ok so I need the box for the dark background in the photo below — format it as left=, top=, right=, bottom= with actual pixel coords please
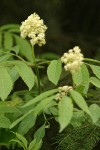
left=0, top=0, right=100, bottom=59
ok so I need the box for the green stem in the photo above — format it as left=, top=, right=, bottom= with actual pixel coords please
left=31, top=46, right=41, bottom=94
left=84, top=58, right=100, bottom=64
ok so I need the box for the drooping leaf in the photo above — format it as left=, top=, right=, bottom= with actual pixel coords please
left=4, top=32, right=13, bottom=49
left=47, top=59, right=62, bottom=85
left=14, top=35, right=33, bottom=61
left=90, top=77, right=100, bottom=88
left=0, top=114, right=11, bottom=128
left=15, top=61, right=34, bottom=90
left=89, top=104, right=100, bottom=123
left=90, top=65, right=100, bottom=79
left=58, top=96, right=73, bottom=132
left=70, top=90, right=90, bottom=115
left=0, top=68, right=13, bottom=100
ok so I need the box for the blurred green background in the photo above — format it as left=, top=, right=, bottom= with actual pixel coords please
left=0, top=0, right=100, bottom=59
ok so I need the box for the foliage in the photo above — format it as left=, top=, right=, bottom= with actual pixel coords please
left=0, top=23, right=100, bottom=150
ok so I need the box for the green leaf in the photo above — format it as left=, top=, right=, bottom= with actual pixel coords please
left=0, top=115, right=11, bottom=128
left=90, top=65, right=100, bottom=79
left=23, top=88, right=58, bottom=108
left=9, top=67, right=19, bottom=82
left=70, top=90, right=90, bottom=115
left=0, top=68, right=13, bottom=100
left=15, top=133, right=27, bottom=149
left=89, top=104, right=100, bottom=123
left=28, top=125, right=45, bottom=150
left=0, top=54, right=11, bottom=62
left=47, top=59, right=62, bottom=85
left=72, top=64, right=90, bottom=95
left=90, top=77, right=100, bottom=88
left=72, top=64, right=89, bottom=85
left=0, top=105, right=21, bottom=114
left=15, top=61, right=34, bottom=90
left=17, top=114, right=37, bottom=135
left=0, top=24, right=20, bottom=31
left=4, top=32, right=13, bottom=49
left=14, top=35, right=33, bottom=61
left=28, top=139, right=42, bottom=150
left=34, top=125, right=45, bottom=142
left=58, top=96, right=73, bottom=132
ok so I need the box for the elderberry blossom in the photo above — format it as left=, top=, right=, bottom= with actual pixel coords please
left=61, top=46, right=84, bottom=73
left=55, top=86, right=73, bottom=101
left=20, top=13, right=47, bottom=46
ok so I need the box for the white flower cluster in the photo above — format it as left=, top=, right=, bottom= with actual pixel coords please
left=20, top=13, right=47, bottom=46
left=61, top=46, right=84, bottom=73
left=55, top=86, right=73, bottom=101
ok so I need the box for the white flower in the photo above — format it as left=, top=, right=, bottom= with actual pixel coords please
left=61, top=46, right=84, bottom=73
left=20, top=13, right=47, bottom=46
left=55, top=86, right=73, bottom=101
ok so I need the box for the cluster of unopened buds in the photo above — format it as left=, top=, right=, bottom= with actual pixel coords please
left=55, top=86, right=73, bottom=101
left=61, top=46, right=84, bottom=73
left=20, top=13, right=47, bottom=46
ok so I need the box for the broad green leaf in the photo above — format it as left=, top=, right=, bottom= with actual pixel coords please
left=23, top=88, right=58, bottom=108
left=0, top=32, right=2, bottom=48
left=17, top=114, right=37, bottom=135
left=0, top=68, right=13, bottom=100
left=15, top=61, right=34, bottom=90
left=70, top=90, right=90, bottom=115
left=9, top=67, right=19, bottom=82
left=90, top=77, right=100, bottom=88
left=47, top=59, right=62, bottom=85
left=0, top=24, right=20, bottom=31
left=81, top=64, right=89, bottom=82
left=58, top=96, right=73, bottom=132
left=90, top=65, right=100, bottom=79
left=14, top=35, right=33, bottom=61
left=89, top=104, right=100, bottom=123
left=4, top=32, right=13, bottom=49
left=0, top=115, right=11, bottom=128
left=15, top=133, right=27, bottom=149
